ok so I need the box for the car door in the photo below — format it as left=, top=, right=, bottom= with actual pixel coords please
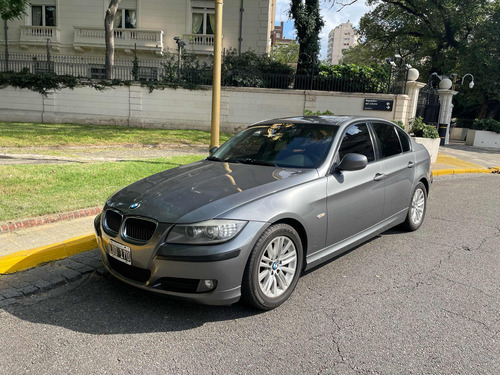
left=326, top=122, right=385, bottom=247
left=370, top=122, right=415, bottom=219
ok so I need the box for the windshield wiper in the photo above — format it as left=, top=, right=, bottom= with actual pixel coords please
left=206, top=155, right=223, bottom=162
left=238, top=158, right=276, bottom=166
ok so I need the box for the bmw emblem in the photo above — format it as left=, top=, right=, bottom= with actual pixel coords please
left=129, top=202, right=141, bottom=209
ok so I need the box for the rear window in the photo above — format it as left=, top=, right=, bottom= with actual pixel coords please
left=372, top=123, right=402, bottom=158
left=396, top=127, right=412, bottom=152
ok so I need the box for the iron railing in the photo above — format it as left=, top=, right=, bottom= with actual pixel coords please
left=0, top=52, right=397, bottom=94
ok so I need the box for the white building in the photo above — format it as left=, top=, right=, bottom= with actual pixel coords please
left=0, top=0, right=276, bottom=58
left=326, top=21, right=357, bottom=65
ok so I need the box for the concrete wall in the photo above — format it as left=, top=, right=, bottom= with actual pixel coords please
left=0, top=85, right=410, bottom=132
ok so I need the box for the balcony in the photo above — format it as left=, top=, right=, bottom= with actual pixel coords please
left=184, top=34, right=216, bottom=53
left=19, top=26, right=61, bottom=50
left=73, top=27, right=164, bottom=54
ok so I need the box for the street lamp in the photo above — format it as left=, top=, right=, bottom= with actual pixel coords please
left=173, top=36, right=186, bottom=82
left=461, top=73, right=475, bottom=89
left=385, top=57, right=397, bottom=93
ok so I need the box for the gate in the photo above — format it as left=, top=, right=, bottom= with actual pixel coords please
left=415, top=85, right=440, bottom=125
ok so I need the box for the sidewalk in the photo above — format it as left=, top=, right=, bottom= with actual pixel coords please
left=1, top=141, right=499, bottom=275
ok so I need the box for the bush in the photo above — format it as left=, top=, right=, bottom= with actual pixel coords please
left=472, top=118, right=500, bottom=134
left=409, top=117, right=439, bottom=139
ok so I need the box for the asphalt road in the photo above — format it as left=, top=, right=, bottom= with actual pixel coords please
left=1, top=174, right=499, bottom=375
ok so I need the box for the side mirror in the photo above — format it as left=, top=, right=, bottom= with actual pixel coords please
left=336, top=153, right=368, bottom=172
left=208, top=146, right=218, bottom=155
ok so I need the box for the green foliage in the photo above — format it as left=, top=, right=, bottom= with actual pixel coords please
left=473, top=118, right=500, bottom=134
left=289, top=0, right=324, bottom=77
left=355, top=0, right=499, bottom=120
left=222, top=50, right=294, bottom=89
left=131, top=53, right=139, bottom=81
left=270, top=42, right=300, bottom=65
left=0, top=0, right=30, bottom=20
left=409, top=117, right=439, bottom=139
left=393, top=121, right=405, bottom=129
left=0, top=70, right=79, bottom=95
left=303, top=109, right=334, bottom=116
left=318, top=63, right=389, bottom=91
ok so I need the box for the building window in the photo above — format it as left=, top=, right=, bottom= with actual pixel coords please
left=192, top=7, right=215, bottom=34
left=32, top=5, right=56, bottom=26
left=114, top=9, right=137, bottom=29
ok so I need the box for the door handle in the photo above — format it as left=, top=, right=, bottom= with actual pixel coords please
left=407, top=161, right=415, bottom=168
left=373, top=173, right=386, bottom=181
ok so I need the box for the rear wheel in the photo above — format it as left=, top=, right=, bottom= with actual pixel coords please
left=402, top=182, right=427, bottom=231
left=242, top=224, right=303, bottom=310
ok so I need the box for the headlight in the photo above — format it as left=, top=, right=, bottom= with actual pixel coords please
left=166, top=220, right=247, bottom=244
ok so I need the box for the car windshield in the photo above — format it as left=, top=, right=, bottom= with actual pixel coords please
left=209, top=122, right=339, bottom=168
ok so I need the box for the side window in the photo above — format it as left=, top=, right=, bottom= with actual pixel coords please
left=372, top=123, right=402, bottom=158
left=338, top=123, right=375, bottom=162
left=396, top=127, right=411, bottom=152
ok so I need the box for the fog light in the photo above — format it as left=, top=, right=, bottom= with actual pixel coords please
left=197, top=279, right=217, bottom=293
left=204, top=280, right=215, bottom=290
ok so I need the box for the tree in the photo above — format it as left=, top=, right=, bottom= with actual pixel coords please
left=343, top=0, right=497, bottom=119
left=270, top=42, right=300, bottom=65
left=1, top=0, right=30, bottom=70
left=289, top=0, right=324, bottom=77
left=104, top=0, right=121, bottom=79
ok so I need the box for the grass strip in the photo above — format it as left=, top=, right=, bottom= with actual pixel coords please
left=0, top=122, right=232, bottom=148
left=0, top=155, right=203, bottom=222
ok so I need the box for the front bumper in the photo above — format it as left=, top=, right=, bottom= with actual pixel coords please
left=94, top=213, right=266, bottom=305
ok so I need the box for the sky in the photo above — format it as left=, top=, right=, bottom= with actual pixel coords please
left=274, top=0, right=373, bottom=59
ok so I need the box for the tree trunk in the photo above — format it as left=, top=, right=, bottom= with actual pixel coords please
left=4, top=19, right=9, bottom=71
left=105, top=0, right=121, bottom=80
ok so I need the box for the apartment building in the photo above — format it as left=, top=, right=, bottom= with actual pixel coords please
left=326, top=21, right=357, bottom=65
left=0, top=0, right=276, bottom=59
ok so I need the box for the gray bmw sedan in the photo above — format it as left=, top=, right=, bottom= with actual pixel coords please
left=94, top=116, right=432, bottom=310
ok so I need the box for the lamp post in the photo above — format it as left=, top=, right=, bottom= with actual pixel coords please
left=385, top=58, right=396, bottom=94
left=461, top=73, right=475, bottom=89
left=173, top=36, right=185, bottom=83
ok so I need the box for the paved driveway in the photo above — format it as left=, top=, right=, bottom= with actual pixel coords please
left=0, top=174, right=499, bottom=374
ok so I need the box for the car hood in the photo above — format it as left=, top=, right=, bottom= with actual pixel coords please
left=106, top=160, right=318, bottom=223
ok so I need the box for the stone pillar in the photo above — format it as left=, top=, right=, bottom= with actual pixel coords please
left=405, top=80, right=426, bottom=128
left=437, top=89, right=458, bottom=145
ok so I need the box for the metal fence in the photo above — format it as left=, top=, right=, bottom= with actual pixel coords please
left=0, top=52, right=396, bottom=94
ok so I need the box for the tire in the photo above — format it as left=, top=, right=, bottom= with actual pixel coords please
left=401, top=182, right=427, bottom=231
left=241, top=224, right=303, bottom=310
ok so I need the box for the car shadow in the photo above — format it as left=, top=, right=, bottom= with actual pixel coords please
left=2, top=272, right=259, bottom=335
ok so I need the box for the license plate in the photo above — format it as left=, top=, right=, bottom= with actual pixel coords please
left=108, top=240, right=132, bottom=265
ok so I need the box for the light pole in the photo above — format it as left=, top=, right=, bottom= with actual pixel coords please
left=461, top=73, right=475, bottom=89
left=173, top=36, right=185, bottom=83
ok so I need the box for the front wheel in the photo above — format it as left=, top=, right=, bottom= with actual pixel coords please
left=242, top=224, right=303, bottom=310
left=402, top=182, right=427, bottom=231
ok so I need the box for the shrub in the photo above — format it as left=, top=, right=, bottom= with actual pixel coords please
left=472, top=118, right=500, bottom=134
left=409, top=117, right=439, bottom=139
left=304, top=109, right=334, bottom=116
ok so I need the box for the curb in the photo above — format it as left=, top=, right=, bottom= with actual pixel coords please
left=432, top=167, right=500, bottom=176
left=0, top=207, right=102, bottom=234
left=0, top=234, right=96, bottom=275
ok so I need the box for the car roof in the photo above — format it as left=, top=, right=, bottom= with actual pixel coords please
left=252, top=115, right=394, bottom=127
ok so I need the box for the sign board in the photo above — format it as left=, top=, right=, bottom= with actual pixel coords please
left=363, top=99, right=394, bottom=111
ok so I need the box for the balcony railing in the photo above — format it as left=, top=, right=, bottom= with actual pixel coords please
left=184, top=34, right=217, bottom=53
left=73, top=27, right=164, bottom=54
left=19, top=26, right=61, bottom=48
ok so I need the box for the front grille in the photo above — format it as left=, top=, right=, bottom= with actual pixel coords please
left=107, top=254, right=151, bottom=283
left=123, top=217, right=157, bottom=243
left=154, top=277, right=201, bottom=293
left=103, top=209, right=122, bottom=236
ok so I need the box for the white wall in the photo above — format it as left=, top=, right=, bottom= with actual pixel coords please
left=0, top=85, right=410, bottom=132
